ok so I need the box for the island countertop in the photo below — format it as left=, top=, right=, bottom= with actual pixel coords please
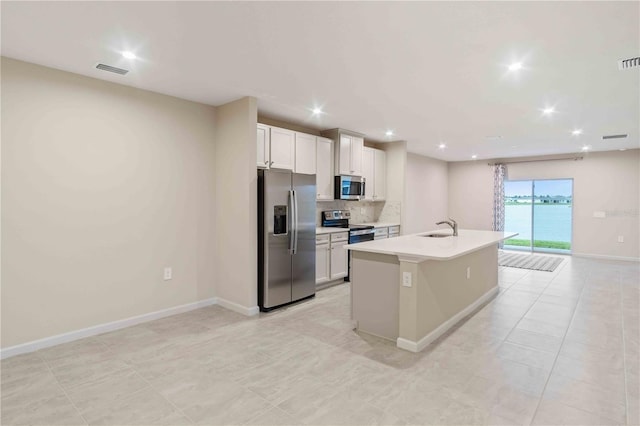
left=346, top=229, right=517, bottom=261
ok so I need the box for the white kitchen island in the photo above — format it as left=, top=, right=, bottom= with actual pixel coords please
left=346, top=229, right=517, bottom=352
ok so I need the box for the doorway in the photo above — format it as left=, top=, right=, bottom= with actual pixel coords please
left=504, top=179, right=573, bottom=254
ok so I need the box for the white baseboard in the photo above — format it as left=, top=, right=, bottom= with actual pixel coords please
left=396, top=286, right=499, bottom=353
left=216, top=297, right=260, bottom=316
left=0, top=298, right=217, bottom=360
left=572, top=252, right=640, bottom=262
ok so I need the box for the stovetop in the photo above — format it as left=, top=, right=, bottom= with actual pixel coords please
left=321, top=210, right=375, bottom=232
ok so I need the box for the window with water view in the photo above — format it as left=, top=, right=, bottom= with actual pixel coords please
left=504, top=179, right=573, bottom=253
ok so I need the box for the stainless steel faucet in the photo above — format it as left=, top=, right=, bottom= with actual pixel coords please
left=436, top=218, right=458, bottom=236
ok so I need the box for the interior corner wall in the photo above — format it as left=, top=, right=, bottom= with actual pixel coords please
left=214, top=97, right=258, bottom=311
left=404, top=153, right=449, bottom=234
left=448, top=150, right=640, bottom=260
left=1, top=57, right=218, bottom=349
left=384, top=141, right=408, bottom=230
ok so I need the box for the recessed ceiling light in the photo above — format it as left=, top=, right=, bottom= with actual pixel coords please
left=581, top=145, right=591, bottom=151
left=620, top=148, right=627, bottom=151
left=542, top=106, right=555, bottom=115
left=485, top=135, right=502, bottom=141
left=122, top=51, right=136, bottom=60
left=312, top=107, right=323, bottom=115
left=438, top=143, right=446, bottom=149
left=385, top=130, right=394, bottom=137
left=572, top=129, right=583, bottom=136
left=508, top=62, right=523, bottom=72
left=471, top=154, right=478, bottom=160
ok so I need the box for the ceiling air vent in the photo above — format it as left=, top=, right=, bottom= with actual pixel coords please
left=618, top=56, right=640, bottom=70
left=95, top=63, right=129, bottom=75
left=602, top=134, right=628, bottom=140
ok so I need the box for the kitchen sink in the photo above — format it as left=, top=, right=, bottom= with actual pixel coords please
left=420, top=233, right=452, bottom=238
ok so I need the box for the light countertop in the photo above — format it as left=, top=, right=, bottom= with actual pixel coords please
left=346, top=229, right=518, bottom=261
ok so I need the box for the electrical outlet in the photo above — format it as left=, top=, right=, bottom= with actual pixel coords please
left=360, top=207, right=366, bottom=215
left=593, top=211, right=606, bottom=218
left=164, top=267, right=172, bottom=280
left=402, top=271, right=412, bottom=287
left=466, top=267, right=471, bottom=279
left=618, top=236, right=624, bottom=243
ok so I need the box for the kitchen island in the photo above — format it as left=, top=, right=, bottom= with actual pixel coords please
left=346, top=229, right=517, bottom=352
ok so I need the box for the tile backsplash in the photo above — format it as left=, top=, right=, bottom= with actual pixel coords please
left=316, top=200, right=400, bottom=226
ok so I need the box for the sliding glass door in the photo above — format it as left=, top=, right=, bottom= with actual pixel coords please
left=504, top=179, right=573, bottom=253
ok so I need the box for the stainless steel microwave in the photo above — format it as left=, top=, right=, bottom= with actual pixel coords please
left=335, top=175, right=365, bottom=200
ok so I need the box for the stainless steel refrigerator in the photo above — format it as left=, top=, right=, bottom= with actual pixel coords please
left=258, top=169, right=316, bottom=311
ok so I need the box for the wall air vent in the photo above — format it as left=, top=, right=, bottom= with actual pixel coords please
left=95, top=63, right=129, bottom=75
left=618, top=56, right=640, bottom=70
left=602, top=134, right=628, bottom=140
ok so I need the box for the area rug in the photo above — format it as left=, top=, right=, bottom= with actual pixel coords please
left=498, top=251, right=564, bottom=272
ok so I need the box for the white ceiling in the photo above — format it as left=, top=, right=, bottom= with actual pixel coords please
left=2, top=1, right=639, bottom=161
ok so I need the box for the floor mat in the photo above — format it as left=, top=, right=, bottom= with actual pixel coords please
left=499, top=251, right=564, bottom=272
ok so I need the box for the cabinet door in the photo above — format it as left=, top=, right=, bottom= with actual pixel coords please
left=350, top=136, right=364, bottom=176
left=330, top=241, right=348, bottom=279
left=257, top=124, right=270, bottom=168
left=270, top=127, right=295, bottom=170
left=316, top=137, right=333, bottom=200
left=362, top=147, right=375, bottom=201
left=316, top=243, right=330, bottom=284
left=374, top=149, right=386, bottom=200
left=294, top=132, right=316, bottom=175
left=337, top=135, right=352, bottom=175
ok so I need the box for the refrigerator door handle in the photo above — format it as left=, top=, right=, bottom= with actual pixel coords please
left=292, top=189, right=299, bottom=254
left=288, top=190, right=295, bottom=254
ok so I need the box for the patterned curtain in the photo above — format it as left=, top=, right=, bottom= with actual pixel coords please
left=492, top=164, right=506, bottom=233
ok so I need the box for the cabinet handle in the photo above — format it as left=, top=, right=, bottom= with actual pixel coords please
left=264, top=160, right=268, bottom=164
left=270, top=161, right=274, bottom=165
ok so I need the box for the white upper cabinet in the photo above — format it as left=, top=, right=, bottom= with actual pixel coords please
left=294, top=132, right=316, bottom=175
left=361, top=147, right=386, bottom=201
left=374, top=149, right=386, bottom=200
left=316, top=137, right=333, bottom=200
left=269, top=127, right=295, bottom=170
left=350, top=136, right=364, bottom=176
left=362, top=147, right=375, bottom=200
left=336, top=134, right=364, bottom=176
left=257, top=124, right=270, bottom=168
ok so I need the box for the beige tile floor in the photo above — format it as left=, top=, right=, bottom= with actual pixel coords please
left=1, top=255, right=638, bottom=425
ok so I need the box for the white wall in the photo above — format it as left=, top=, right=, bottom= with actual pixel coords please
left=404, top=153, right=449, bottom=234
left=448, top=161, right=495, bottom=231
left=214, top=97, right=258, bottom=313
left=1, top=58, right=218, bottom=348
left=449, top=150, right=640, bottom=260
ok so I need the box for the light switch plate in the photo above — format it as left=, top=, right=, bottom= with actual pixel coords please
left=164, top=267, right=172, bottom=280
left=593, top=211, right=606, bottom=218
left=402, top=272, right=412, bottom=287
left=618, top=236, right=624, bottom=243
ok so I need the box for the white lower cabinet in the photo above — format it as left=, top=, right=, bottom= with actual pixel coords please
left=330, top=240, right=348, bottom=280
left=374, top=227, right=389, bottom=240
left=315, top=235, right=330, bottom=284
left=316, top=232, right=348, bottom=284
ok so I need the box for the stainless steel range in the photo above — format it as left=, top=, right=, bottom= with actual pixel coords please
left=321, top=210, right=375, bottom=280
